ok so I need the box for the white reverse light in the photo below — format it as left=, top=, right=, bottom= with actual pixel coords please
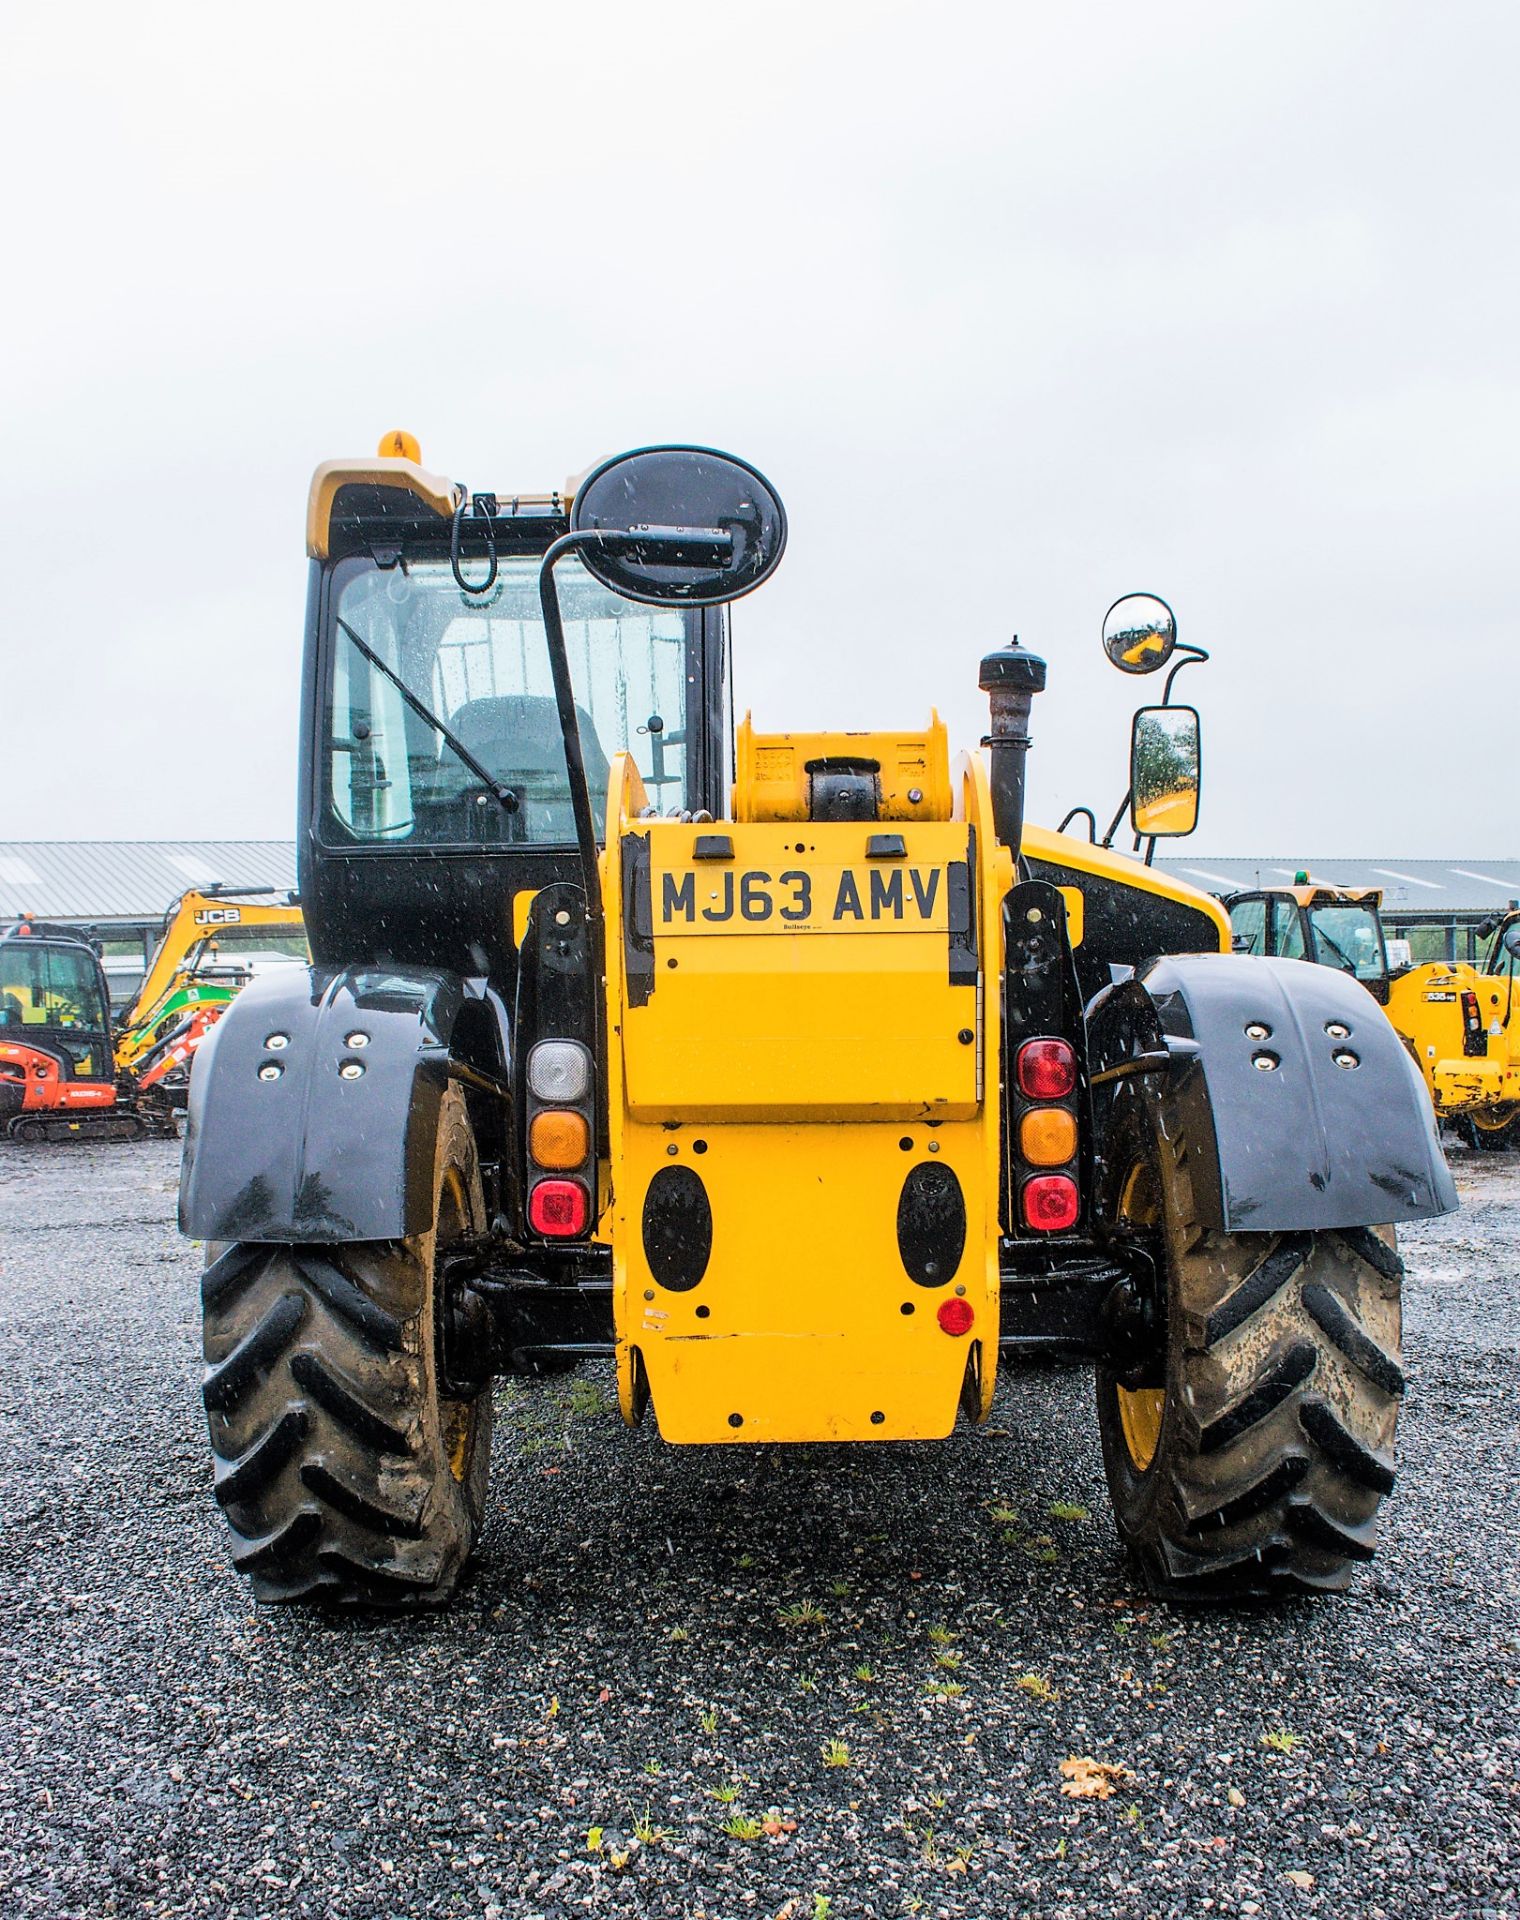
left=527, top=1040, right=591, bottom=1104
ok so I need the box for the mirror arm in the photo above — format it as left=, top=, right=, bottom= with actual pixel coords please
left=538, top=531, right=612, bottom=933
left=1099, top=791, right=1131, bottom=850
left=1160, top=644, right=1210, bottom=707
left=537, top=524, right=739, bottom=931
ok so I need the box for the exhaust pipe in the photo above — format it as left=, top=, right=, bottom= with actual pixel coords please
left=979, top=638, right=1047, bottom=863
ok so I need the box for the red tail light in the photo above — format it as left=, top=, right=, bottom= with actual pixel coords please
left=936, top=1297, right=975, bottom=1337
left=528, top=1178, right=589, bottom=1238
left=1021, top=1173, right=1080, bottom=1233
left=1017, top=1038, right=1077, bottom=1100
left=1461, top=987, right=1487, bottom=1058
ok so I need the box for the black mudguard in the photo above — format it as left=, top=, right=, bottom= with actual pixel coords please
left=1088, top=953, right=1457, bottom=1232
left=179, top=964, right=502, bottom=1243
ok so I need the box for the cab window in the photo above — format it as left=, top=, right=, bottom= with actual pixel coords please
left=1307, top=905, right=1386, bottom=983
left=325, top=555, right=692, bottom=846
left=1270, top=899, right=1306, bottom=960
left=0, top=942, right=109, bottom=1033
left=1229, top=897, right=1266, bottom=956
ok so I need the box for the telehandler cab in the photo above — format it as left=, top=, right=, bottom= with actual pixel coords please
left=182, top=437, right=1455, bottom=1609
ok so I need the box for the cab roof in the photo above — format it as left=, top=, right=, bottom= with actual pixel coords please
left=307, top=433, right=579, bottom=560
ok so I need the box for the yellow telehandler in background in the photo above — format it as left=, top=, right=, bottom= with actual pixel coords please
left=1224, top=876, right=1520, bottom=1149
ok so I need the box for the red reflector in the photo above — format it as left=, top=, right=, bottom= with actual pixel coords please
left=1022, top=1173, right=1080, bottom=1233
left=1017, top=1037, right=1077, bottom=1100
left=936, top=1297, right=975, bottom=1337
left=528, top=1178, right=588, bottom=1238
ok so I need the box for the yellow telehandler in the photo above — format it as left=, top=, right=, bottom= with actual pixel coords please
left=180, top=438, right=1453, bottom=1610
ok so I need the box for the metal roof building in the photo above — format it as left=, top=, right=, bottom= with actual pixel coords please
left=1153, top=857, right=1520, bottom=912
left=0, top=842, right=297, bottom=927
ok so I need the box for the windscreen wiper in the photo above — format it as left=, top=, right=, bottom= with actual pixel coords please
left=335, top=617, right=519, bottom=816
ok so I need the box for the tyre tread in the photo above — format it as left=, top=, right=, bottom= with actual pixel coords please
left=214, top=1406, right=308, bottom=1510
left=1302, top=1282, right=1405, bottom=1395
left=1203, top=1234, right=1308, bottom=1346
left=202, top=1292, right=307, bottom=1411
left=1097, top=1091, right=1405, bottom=1603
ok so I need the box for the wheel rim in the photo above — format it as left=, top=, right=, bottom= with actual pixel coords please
left=1470, top=1105, right=1516, bottom=1133
left=1114, top=1160, right=1165, bottom=1473
left=435, top=1159, right=483, bottom=1488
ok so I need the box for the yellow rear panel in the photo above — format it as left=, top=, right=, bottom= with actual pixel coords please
left=629, top=824, right=978, bottom=1122
left=603, top=749, right=1007, bottom=1443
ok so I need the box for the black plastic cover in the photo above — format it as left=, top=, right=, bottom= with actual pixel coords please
left=179, top=964, right=485, bottom=1242
left=1096, top=953, right=1457, bottom=1232
left=642, top=1165, right=713, bottom=1291
left=896, top=1161, right=967, bottom=1286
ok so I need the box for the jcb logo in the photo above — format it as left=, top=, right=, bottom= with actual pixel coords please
left=193, top=908, right=243, bottom=925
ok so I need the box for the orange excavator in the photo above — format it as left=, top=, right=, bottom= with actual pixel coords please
left=0, top=919, right=145, bottom=1142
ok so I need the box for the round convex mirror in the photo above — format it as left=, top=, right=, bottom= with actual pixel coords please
left=571, top=445, right=787, bottom=607
left=1103, top=593, right=1177, bottom=675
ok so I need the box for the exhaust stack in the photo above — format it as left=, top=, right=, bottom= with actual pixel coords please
left=979, top=638, right=1047, bottom=862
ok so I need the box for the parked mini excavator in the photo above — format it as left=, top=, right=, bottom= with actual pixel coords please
left=0, top=919, right=143, bottom=1141
left=181, top=436, right=1455, bottom=1611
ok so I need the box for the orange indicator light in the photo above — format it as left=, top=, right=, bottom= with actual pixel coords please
left=530, top=1108, right=589, bottom=1169
left=1019, top=1106, right=1077, bottom=1167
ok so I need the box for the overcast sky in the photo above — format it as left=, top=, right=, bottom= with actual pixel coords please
left=4, top=1, right=1515, bottom=855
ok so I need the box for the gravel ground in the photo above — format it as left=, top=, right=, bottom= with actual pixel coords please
left=0, top=1141, right=1515, bottom=1920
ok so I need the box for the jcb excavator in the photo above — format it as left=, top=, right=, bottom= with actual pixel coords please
left=181, top=437, right=1453, bottom=1611
left=116, top=888, right=307, bottom=1120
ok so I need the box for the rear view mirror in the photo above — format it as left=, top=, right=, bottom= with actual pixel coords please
left=1503, top=922, right=1520, bottom=959
left=1104, top=593, right=1177, bottom=675
left=1130, top=704, right=1200, bottom=838
left=571, top=446, right=787, bottom=607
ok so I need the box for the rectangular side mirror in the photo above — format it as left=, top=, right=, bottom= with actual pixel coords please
left=1130, top=704, right=1201, bottom=839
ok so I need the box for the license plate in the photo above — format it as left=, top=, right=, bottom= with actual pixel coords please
left=653, top=862, right=965, bottom=936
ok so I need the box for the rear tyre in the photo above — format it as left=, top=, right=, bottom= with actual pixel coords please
left=200, top=1086, right=493, bottom=1607
left=1459, top=1106, right=1520, bottom=1152
left=1096, top=1093, right=1404, bottom=1599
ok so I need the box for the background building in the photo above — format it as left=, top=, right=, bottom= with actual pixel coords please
left=0, top=842, right=298, bottom=1003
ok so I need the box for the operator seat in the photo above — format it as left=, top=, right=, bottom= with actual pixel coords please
left=426, top=694, right=613, bottom=843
